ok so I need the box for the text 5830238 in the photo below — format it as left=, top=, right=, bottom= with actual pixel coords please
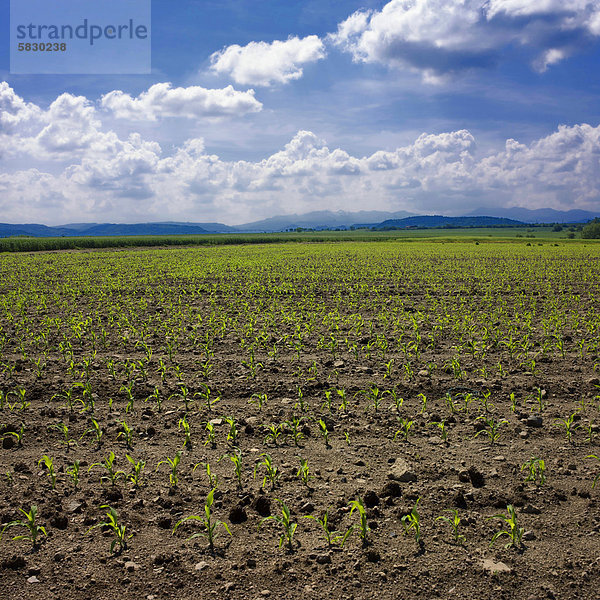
left=18, top=42, right=67, bottom=51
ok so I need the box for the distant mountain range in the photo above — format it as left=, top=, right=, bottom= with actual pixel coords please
left=369, top=215, right=523, bottom=229
left=464, top=207, right=599, bottom=224
left=0, top=207, right=598, bottom=237
left=233, top=210, right=416, bottom=231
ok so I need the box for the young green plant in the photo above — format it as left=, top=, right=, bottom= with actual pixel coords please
left=173, top=488, right=231, bottom=555
left=260, top=499, right=297, bottom=552
left=0, top=505, right=46, bottom=549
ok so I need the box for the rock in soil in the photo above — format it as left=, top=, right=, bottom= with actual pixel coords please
left=387, top=459, right=417, bottom=482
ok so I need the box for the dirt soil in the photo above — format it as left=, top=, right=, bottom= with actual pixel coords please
left=0, top=243, right=599, bottom=600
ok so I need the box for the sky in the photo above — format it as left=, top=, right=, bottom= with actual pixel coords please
left=1, top=0, right=600, bottom=225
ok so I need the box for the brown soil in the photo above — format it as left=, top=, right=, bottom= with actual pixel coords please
left=0, top=243, right=599, bottom=600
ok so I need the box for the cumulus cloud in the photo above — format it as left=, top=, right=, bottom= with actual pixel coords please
left=100, top=83, right=262, bottom=121
left=0, top=83, right=261, bottom=164
left=2, top=85, right=600, bottom=222
left=210, top=35, right=326, bottom=86
left=485, top=0, right=595, bottom=20
left=329, top=0, right=600, bottom=81
left=0, top=82, right=42, bottom=135
left=476, top=123, right=600, bottom=205
left=0, top=169, right=78, bottom=223
left=0, top=87, right=120, bottom=161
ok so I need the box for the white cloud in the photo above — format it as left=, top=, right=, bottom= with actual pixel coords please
left=0, top=88, right=121, bottom=161
left=0, top=169, right=77, bottom=223
left=0, top=82, right=42, bottom=135
left=100, top=82, right=262, bottom=121
left=2, top=85, right=600, bottom=223
left=485, top=0, right=595, bottom=20
left=534, top=48, right=568, bottom=72
left=0, top=83, right=261, bottom=163
left=210, top=35, right=326, bottom=86
left=329, top=0, right=600, bottom=81
left=476, top=123, right=600, bottom=205
left=65, top=133, right=162, bottom=199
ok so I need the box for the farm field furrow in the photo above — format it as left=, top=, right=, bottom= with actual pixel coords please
left=0, top=240, right=599, bottom=600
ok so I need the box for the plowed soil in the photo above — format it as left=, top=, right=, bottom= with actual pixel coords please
left=1, top=242, right=599, bottom=600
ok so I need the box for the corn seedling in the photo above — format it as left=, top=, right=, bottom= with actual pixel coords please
left=157, top=451, right=182, bottom=488
left=0, top=505, right=46, bottom=549
left=193, top=461, right=219, bottom=489
left=385, top=388, right=403, bottom=411
left=227, top=450, right=243, bottom=489
left=171, top=385, right=193, bottom=412
left=7, top=388, right=28, bottom=411
left=304, top=510, right=353, bottom=549
left=260, top=499, right=297, bottom=552
left=318, top=419, right=331, bottom=448
left=402, top=498, right=423, bottom=549
left=178, top=416, right=192, bottom=449
left=297, top=457, right=314, bottom=487
left=431, top=420, right=449, bottom=442
left=366, top=385, right=383, bottom=413
left=394, top=418, right=414, bottom=443
left=174, top=488, right=231, bottom=554
left=295, top=386, right=308, bottom=412
left=33, top=357, right=46, bottom=379
left=479, top=390, right=495, bottom=414
left=146, top=387, right=163, bottom=412
left=436, top=509, right=465, bottom=545
left=38, top=455, right=57, bottom=490
left=223, top=416, right=239, bottom=446
left=584, top=420, right=596, bottom=444
left=117, top=420, right=134, bottom=449
left=88, top=505, right=131, bottom=555
left=89, top=451, right=125, bottom=486
left=383, top=359, right=394, bottom=379
left=489, top=504, right=524, bottom=549
left=195, top=384, right=220, bottom=413
left=158, top=359, right=168, bottom=383
left=81, top=418, right=103, bottom=447
left=120, top=382, right=135, bottom=414
left=126, top=454, right=145, bottom=488
left=66, top=459, right=81, bottom=489
left=474, top=415, right=508, bottom=444
left=348, top=496, right=370, bottom=546
left=203, top=421, right=217, bottom=447
left=264, top=423, right=283, bottom=446
left=533, top=387, right=546, bottom=413
left=286, top=416, right=304, bottom=447
left=254, top=453, right=279, bottom=490
left=587, top=454, right=600, bottom=488
left=521, top=457, right=546, bottom=486
left=554, top=412, right=580, bottom=443
left=51, top=387, right=77, bottom=413
left=249, top=392, right=267, bottom=411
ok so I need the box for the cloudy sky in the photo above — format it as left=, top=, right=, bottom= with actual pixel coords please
left=2, top=0, right=600, bottom=225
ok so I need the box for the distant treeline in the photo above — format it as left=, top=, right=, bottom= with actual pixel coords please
left=0, top=231, right=407, bottom=252
left=0, top=225, right=595, bottom=253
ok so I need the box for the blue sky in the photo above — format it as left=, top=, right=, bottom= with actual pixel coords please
left=1, top=0, right=600, bottom=225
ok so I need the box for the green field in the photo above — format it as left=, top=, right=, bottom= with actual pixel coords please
left=1, top=239, right=600, bottom=600
left=0, top=225, right=588, bottom=253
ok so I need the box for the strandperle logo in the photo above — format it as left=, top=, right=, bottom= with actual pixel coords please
left=10, top=0, right=151, bottom=74
left=16, top=19, right=149, bottom=46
